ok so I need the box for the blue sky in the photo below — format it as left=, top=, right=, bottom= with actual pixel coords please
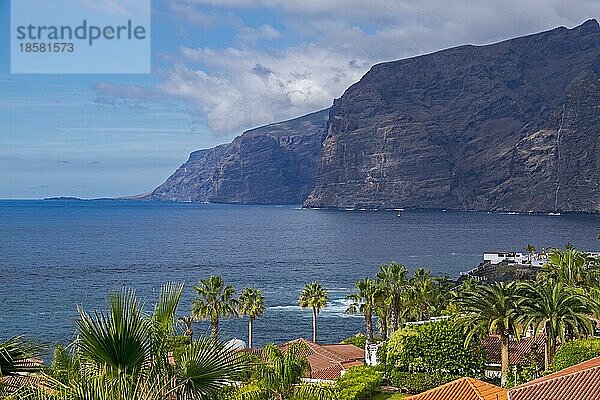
left=1, top=0, right=598, bottom=198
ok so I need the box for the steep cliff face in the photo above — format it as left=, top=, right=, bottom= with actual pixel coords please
left=148, top=109, right=328, bottom=204
left=305, top=20, right=600, bottom=212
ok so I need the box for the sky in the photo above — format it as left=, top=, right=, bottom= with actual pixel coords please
left=0, top=0, right=598, bottom=199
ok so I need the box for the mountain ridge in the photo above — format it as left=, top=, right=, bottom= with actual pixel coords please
left=305, top=18, right=599, bottom=212
left=148, top=20, right=600, bottom=212
left=147, top=109, right=329, bottom=204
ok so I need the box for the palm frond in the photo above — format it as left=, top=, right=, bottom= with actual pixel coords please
left=75, top=289, right=153, bottom=380
left=0, top=336, right=43, bottom=376
left=152, top=282, right=184, bottom=337
left=175, top=338, right=248, bottom=399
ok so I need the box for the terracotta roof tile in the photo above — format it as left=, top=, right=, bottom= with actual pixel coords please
left=241, top=338, right=364, bottom=380
left=1, top=375, right=46, bottom=394
left=508, top=356, right=600, bottom=400
left=482, top=335, right=546, bottom=366
left=322, top=344, right=365, bottom=360
left=406, top=377, right=507, bottom=400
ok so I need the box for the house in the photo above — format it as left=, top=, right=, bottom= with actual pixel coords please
left=0, top=357, right=45, bottom=395
left=481, top=335, right=546, bottom=378
left=244, top=337, right=364, bottom=381
left=508, top=356, right=600, bottom=400
left=279, top=338, right=364, bottom=381
left=405, top=377, right=506, bottom=400
left=483, top=252, right=528, bottom=265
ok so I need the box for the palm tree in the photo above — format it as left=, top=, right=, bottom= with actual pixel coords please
left=346, top=278, right=380, bottom=343
left=540, top=247, right=599, bottom=287
left=192, top=275, right=238, bottom=342
left=299, top=282, right=328, bottom=343
left=374, top=282, right=392, bottom=340
left=238, top=288, right=266, bottom=349
left=521, top=281, right=594, bottom=370
left=237, top=342, right=333, bottom=400
left=540, top=247, right=585, bottom=285
left=409, top=268, right=437, bottom=321
left=177, top=315, right=194, bottom=340
left=175, top=338, right=247, bottom=399
left=525, top=244, right=536, bottom=262
left=376, top=262, right=408, bottom=331
left=456, top=281, right=523, bottom=387
left=75, top=288, right=154, bottom=380
left=35, top=283, right=247, bottom=400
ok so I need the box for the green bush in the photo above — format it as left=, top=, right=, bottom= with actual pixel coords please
left=164, top=335, right=191, bottom=363
left=335, top=366, right=383, bottom=400
left=386, top=319, right=485, bottom=375
left=343, top=335, right=367, bottom=349
left=389, top=371, right=458, bottom=394
left=551, top=339, right=600, bottom=372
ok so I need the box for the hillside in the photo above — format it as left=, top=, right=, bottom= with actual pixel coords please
left=149, top=20, right=599, bottom=212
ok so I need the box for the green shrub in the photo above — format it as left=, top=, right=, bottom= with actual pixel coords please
left=386, top=319, right=485, bottom=375
left=343, top=335, right=367, bottom=349
left=377, top=341, right=388, bottom=365
left=164, top=335, right=191, bottom=363
left=551, top=339, right=600, bottom=372
left=335, top=366, right=383, bottom=400
left=389, top=371, right=458, bottom=394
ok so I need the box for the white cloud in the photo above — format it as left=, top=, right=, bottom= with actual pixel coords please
left=156, top=45, right=368, bottom=134
left=77, top=0, right=132, bottom=16
left=237, top=24, right=281, bottom=44
left=168, top=1, right=218, bottom=28
left=97, top=0, right=600, bottom=136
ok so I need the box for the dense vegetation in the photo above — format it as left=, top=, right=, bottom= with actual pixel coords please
left=550, top=338, right=600, bottom=372
left=1, top=283, right=247, bottom=399
left=347, top=246, right=600, bottom=389
left=334, top=366, right=382, bottom=400
left=2, top=245, right=599, bottom=399
left=386, top=319, right=485, bottom=375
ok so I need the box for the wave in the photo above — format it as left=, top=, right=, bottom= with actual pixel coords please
left=268, top=298, right=360, bottom=318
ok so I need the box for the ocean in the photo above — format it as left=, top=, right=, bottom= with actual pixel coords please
left=1, top=200, right=598, bottom=349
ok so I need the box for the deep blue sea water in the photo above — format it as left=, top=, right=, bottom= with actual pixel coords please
left=1, top=200, right=599, bottom=350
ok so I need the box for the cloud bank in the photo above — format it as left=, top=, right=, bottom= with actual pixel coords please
left=99, top=0, right=600, bottom=135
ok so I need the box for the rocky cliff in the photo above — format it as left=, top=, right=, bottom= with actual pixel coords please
left=305, top=19, right=600, bottom=212
left=150, top=20, right=599, bottom=212
left=148, top=109, right=328, bottom=204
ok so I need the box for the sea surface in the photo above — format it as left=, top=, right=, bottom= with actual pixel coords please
left=1, top=200, right=599, bottom=350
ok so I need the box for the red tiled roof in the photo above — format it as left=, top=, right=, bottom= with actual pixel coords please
left=508, top=356, right=600, bottom=400
left=243, top=338, right=364, bottom=380
left=322, top=343, right=365, bottom=360
left=1, top=375, right=46, bottom=394
left=482, top=335, right=546, bottom=366
left=282, top=338, right=365, bottom=380
left=406, top=377, right=507, bottom=400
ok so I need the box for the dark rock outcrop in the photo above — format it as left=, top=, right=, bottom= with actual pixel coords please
left=149, top=20, right=599, bottom=211
left=148, top=109, right=328, bottom=204
left=305, top=19, right=600, bottom=212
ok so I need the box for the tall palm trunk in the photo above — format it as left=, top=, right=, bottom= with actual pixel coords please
left=547, top=337, right=557, bottom=369
left=379, top=312, right=389, bottom=341
left=248, top=316, right=254, bottom=349
left=211, top=318, right=219, bottom=343
left=500, top=333, right=509, bottom=387
left=365, top=311, right=374, bottom=343
left=312, top=307, right=318, bottom=343
left=391, top=297, right=399, bottom=332
left=544, top=341, right=550, bottom=371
